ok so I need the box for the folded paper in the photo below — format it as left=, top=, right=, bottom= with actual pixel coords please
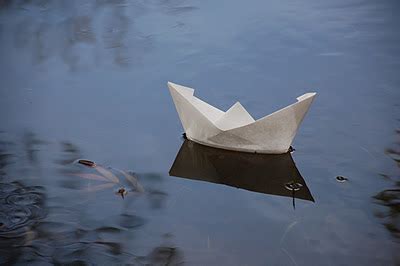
left=168, top=82, right=316, bottom=154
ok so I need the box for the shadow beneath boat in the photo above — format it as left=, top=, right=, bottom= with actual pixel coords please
left=169, top=140, right=314, bottom=203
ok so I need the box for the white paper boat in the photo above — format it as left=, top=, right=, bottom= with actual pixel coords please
left=168, top=82, right=316, bottom=154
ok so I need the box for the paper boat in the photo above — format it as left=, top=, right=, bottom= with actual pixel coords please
left=168, top=82, right=316, bottom=154
left=169, top=140, right=314, bottom=202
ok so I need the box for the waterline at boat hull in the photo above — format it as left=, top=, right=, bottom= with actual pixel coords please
left=168, top=82, right=316, bottom=154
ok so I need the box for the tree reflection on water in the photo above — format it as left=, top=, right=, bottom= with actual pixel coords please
left=374, top=129, right=400, bottom=240
left=0, top=0, right=198, bottom=70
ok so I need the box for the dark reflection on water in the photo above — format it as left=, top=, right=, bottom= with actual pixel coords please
left=0, top=0, right=198, bottom=70
left=0, top=181, right=46, bottom=265
left=0, top=139, right=14, bottom=176
left=0, top=132, right=180, bottom=265
left=143, top=245, right=184, bottom=266
left=374, top=129, right=400, bottom=240
left=1, top=0, right=144, bottom=69
left=23, top=131, right=47, bottom=165
left=170, top=140, right=314, bottom=203
left=57, top=141, right=83, bottom=166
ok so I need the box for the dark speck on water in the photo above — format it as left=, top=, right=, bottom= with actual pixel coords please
left=117, top=187, right=127, bottom=199
left=0, top=0, right=399, bottom=265
left=336, top=175, right=349, bottom=182
left=77, top=159, right=96, bottom=167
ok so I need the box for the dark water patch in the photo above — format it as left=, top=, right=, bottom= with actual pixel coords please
left=118, top=213, right=146, bottom=230
left=373, top=128, right=400, bottom=240
left=95, top=226, right=122, bottom=233
left=143, top=245, right=184, bottom=265
left=0, top=181, right=46, bottom=265
left=6, top=192, right=43, bottom=206
left=0, top=182, right=46, bottom=233
left=336, top=175, right=349, bottom=182
left=56, top=141, right=83, bottom=165
left=145, top=188, right=168, bottom=209
left=0, top=139, right=16, bottom=173
left=23, top=131, right=48, bottom=165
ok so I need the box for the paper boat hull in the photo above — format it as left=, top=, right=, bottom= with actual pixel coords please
left=168, top=82, right=316, bottom=154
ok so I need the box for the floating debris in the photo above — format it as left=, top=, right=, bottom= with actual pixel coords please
left=116, top=188, right=127, bottom=199
left=285, top=182, right=303, bottom=191
left=336, top=176, right=348, bottom=182
left=78, top=159, right=96, bottom=167
left=116, top=169, right=145, bottom=193
left=284, top=181, right=303, bottom=209
left=71, top=160, right=146, bottom=198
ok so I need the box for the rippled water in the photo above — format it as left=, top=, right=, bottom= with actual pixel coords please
left=0, top=0, right=399, bottom=265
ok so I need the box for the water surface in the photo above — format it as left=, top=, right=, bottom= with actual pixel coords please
left=0, top=0, right=399, bottom=265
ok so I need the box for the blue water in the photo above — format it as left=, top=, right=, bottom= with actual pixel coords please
left=0, top=0, right=399, bottom=265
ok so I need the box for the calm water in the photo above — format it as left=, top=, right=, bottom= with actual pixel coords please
left=1, top=0, right=399, bottom=265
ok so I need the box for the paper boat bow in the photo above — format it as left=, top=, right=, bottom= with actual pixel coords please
left=168, top=82, right=316, bottom=154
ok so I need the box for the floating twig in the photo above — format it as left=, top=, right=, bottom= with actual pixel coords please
left=78, top=159, right=96, bottom=167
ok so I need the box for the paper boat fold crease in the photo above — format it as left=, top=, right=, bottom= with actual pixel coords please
left=168, top=82, right=316, bottom=154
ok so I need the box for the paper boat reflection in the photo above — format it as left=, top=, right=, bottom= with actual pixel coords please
left=169, top=140, right=314, bottom=202
left=168, top=82, right=316, bottom=154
